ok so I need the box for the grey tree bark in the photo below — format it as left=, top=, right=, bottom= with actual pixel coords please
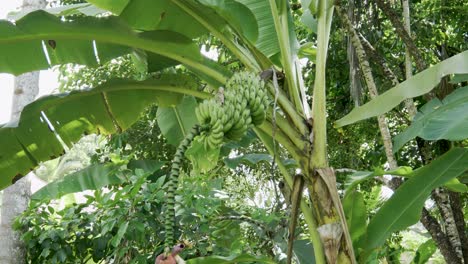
left=0, top=1, right=47, bottom=263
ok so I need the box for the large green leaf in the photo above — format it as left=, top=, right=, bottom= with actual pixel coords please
left=0, top=77, right=208, bottom=190
left=342, top=190, right=367, bottom=248
left=186, top=253, right=275, bottom=264
left=8, top=3, right=107, bottom=20
left=0, top=11, right=130, bottom=75
left=169, top=0, right=272, bottom=70
left=365, top=148, right=468, bottom=252
left=393, top=86, right=468, bottom=152
left=119, top=0, right=207, bottom=38
left=88, top=0, right=216, bottom=41
left=198, top=0, right=258, bottom=43
left=336, top=51, right=468, bottom=127
left=32, top=160, right=164, bottom=201
left=236, top=0, right=280, bottom=57
left=156, top=95, right=198, bottom=146
left=86, top=0, right=130, bottom=14
left=0, top=11, right=227, bottom=84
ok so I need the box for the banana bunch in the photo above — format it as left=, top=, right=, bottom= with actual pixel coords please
left=195, top=71, right=269, bottom=149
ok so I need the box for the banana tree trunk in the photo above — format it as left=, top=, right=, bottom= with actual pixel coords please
left=0, top=2, right=46, bottom=263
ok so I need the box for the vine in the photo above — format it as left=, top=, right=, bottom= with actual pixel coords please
left=161, top=71, right=270, bottom=258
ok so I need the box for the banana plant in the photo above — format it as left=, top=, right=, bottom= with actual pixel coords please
left=1, top=1, right=467, bottom=263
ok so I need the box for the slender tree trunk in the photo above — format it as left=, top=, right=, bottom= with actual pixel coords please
left=0, top=2, right=47, bottom=263
left=401, top=0, right=417, bottom=119
left=346, top=0, right=362, bottom=107
left=336, top=4, right=398, bottom=170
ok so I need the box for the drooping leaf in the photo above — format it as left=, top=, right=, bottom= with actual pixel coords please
left=0, top=77, right=207, bottom=190
left=186, top=253, right=275, bottom=264
left=0, top=11, right=130, bottom=75
left=343, top=190, right=367, bottom=248
left=411, top=239, right=437, bottom=264
left=32, top=163, right=124, bottom=201
left=365, top=148, right=468, bottom=251
left=156, top=96, right=198, bottom=146
left=31, top=160, right=165, bottom=200
left=336, top=51, right=468, bottom=127
left=32, top=160, right=163, bottom=201
left=393, top=86, right=468, bottom=152
left=0, top=10, right=228, bottom=84
left=185, top=137, right=220, bottom=173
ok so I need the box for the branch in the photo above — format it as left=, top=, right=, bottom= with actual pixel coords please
left=357, top=33, right=399, bottom=87
left=374, top=0, right=427, bottom=72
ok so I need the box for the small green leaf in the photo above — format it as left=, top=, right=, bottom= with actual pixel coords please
left=443, top=178, right=468, bottom=193
left=343, top=190, right=367, bottom=248
left=111, top=221, right=129, bottom=247
left=298, top=42, right=317, bottom=61
left=450, top=73, right=468, bottom=84
left=185, top=137, right=220, bottom=173
left=345, top=166, right=413, bottom=193
left=293, top=240, right=316, bottom=264
left=411, top=239, right=437, bottom=264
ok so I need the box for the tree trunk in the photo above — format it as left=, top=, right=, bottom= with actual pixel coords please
left=401, top=0, right=417, bottom=119
left=0, top=2, right=46, bottom=263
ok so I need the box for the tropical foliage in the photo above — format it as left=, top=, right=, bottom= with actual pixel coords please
left=0, top=0, right=467, bottom=263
